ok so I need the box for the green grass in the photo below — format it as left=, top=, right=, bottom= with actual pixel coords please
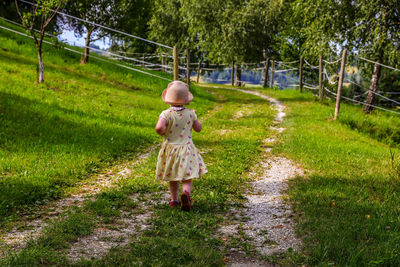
left=258, top=88, right=400, bottom=266
left=1, top=87, right=275, bottom=266
left=0, top=20, right=213, bottom=221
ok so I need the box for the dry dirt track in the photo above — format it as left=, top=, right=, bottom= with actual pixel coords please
left=197, top=85, right=302, bottom=266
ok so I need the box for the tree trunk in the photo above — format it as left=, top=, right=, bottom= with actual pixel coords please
left=37, top=47, right=44, bottom=83
left=231, top=61, right=235, bottom=86
left=235, top=64, right=242, bottom=87
left=81, top=28, right=93, bottom=64
left=263, top=58, right=270, bottom=88
left=363, top=60, right=382, bottom=113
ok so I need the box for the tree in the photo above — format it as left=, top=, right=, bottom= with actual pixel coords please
left=109, top=0, right=154, bottom=54
left=15, top=0, right=66, bottom=83
left=148, top=0, right=191, bottom=54
left=149, top=0, right=284, bottom=85
left=355, top=1, right=400, bottom=113
left=63, top=0, right=119, bottom=64
left=181, top=0, right=284, bottom=63
left=290, top=0, right=400, bottom=113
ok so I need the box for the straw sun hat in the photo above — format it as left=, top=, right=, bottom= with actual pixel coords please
left=162, top=81, right=193, bottom=105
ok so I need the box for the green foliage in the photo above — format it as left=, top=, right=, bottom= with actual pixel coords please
left=149, top=0, right=284, bottom=63
left=288, top=0, right=400, bottom=64
left=111, top=0, right=154, bottom=53
left=63, top=0, right=119, bottom=35
left=148, top=0, right=189, bottom=49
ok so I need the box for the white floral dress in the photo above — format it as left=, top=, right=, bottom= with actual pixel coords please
left=156, top=107, right=207, bottom=181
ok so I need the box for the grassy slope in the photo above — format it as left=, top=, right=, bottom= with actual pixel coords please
left=0, top=20, right=276, bottom=266
left=259, top=88, right=400, bottom=266
left=0, top=20, right=213, bottom=221
left=1, top=87, right=275, bottom=266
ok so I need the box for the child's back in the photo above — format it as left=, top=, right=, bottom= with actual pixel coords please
left=156, top=107, right=207, bottom=181
left=155, top=80, right=207, bottom=211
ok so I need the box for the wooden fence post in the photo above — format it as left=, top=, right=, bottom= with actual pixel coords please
left=142, top=53, right=145, bottom=68
left=334, top=49, right=347, bottom=120
left=235, top=63, right=242, bottom=87
left=270, top=60, right=275, bottom=88
left=263, top=58, right=270, bottom=88
left=161, top=55, right=165, bottom=72
left=186, top=48, right=190, bottom=85
left=173, top=46, right=179, bottom=80
left=319, top=54, right=323, bottom=101
left=231, top=60, right=235, bottom=86
left=196, top=60, right=202, bottom=83
left=299, top=56, right=303, bottom=92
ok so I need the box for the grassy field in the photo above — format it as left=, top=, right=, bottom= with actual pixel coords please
left=0, top=19, right=214, bottom=222
left=2, top=17, right=400, bottom=266
left=1, top=87, right=275, bottom=266
left=0, top=20, right=277, bottom=266
left=258, top=88, right=400, bottom=266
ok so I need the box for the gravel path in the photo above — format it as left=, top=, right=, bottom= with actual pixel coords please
left=0, top=145, right=157, bottom=254
left=197, top=86, right=303, bottom=265
left=65, top=191, right=168, bottom=262
left=232, top=89, right=302, bottom=256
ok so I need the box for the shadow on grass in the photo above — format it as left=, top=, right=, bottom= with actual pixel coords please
left=290, top=173, right=400, bottom=265
left=0, top=91, right=157, bottom=220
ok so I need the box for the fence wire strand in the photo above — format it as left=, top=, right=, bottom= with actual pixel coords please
left=0, top=25, right=172, bottom=81
left=17, top=0, right=173, bottom=49
left=324, top=87, right=400, bottom=115
left=358, top=56, right=400, bottom=72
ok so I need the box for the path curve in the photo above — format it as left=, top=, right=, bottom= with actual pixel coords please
left=198, top=85, right=302, bottom=264
left=232, top=89, right=302, bottom=256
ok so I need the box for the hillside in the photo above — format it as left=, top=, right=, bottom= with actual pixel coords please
left=0, top=19, right=214, bottom=220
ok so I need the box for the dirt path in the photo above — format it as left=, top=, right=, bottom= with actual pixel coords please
left=62, top=92, right=226, bottom=263
left=0, top=145, right=158, bottom=255
left=199, top=86, right=302, bottom=265
left=65, top=191, right=168, bottom=262
left=0, top=94, right=225, bottom=261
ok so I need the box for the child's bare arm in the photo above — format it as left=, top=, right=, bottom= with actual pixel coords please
left=155, top=118, right=167, bottom=135
left=193, top=120, right=202, bottom=132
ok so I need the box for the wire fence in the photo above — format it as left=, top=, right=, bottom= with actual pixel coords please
left=0, top=24, right=172, bottom=81
left=17, top=0, right=173, bottom=49
left=1, top=5, right=399, bottom=116
left=0, top=7, right=179, bottom=82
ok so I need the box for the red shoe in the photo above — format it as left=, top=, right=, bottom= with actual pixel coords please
left=169, top=200, right=179, bottom=207
left=180, top=191, right=192, bottom=211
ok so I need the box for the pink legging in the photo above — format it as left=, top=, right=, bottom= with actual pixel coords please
left=169, top=179, right=192, bottom=201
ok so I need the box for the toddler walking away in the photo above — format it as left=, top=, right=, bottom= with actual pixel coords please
left=155, top=81, right=207, bottom=211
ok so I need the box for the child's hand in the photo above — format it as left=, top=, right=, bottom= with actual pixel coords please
left=193, top=120, right=202, bottom=132
left=155, top=118, right=167, bottom=136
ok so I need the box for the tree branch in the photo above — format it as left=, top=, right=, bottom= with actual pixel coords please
left=43, top=0, right=65, bottom=29
left=90, top=32, right=106, bottom=42
left=14, top=0, right=24, bottom=22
